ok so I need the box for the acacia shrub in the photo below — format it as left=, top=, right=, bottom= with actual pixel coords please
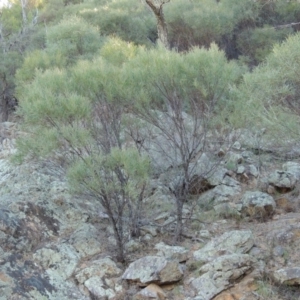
left=257, top=0, right=300, bottom=26
left=232, top=32, right=300, bottom=137
left=78, top=0, right=156, bottom=46
left=120, top=45, right=244, bottom=240
left=46, top=16, right=104, bottom=63
left=164, top=0, right=260, bottom=51
left=99, top=37, right=141, bottom=66
left=15, top=16, right=103, bottom=90
left=236, top=26, right=292, bottom=65
left=122, top=44, right=244, bottom=112
left=16, top=55, right=149, bottom=262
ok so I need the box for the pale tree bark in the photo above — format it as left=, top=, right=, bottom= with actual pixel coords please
left=145, top=0, right=170, bottom=49
left=20, top=0, right=28, bottom=24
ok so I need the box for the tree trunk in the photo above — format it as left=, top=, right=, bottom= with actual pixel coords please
left=20, top=0, right=28, bottom=25
left=173, top=196, right=183, bottom=244
left=1, top=97, right=9, bottom=122
left=1, top=80, right=9, bottom=122
left=110, top=214, right=125, bottom=263
left=145, top=0, right=170, bottom=49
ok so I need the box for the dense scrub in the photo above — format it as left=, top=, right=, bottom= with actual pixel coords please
left=2, top=0, right=300, bottom=259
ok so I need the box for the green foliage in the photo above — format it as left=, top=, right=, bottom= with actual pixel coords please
left=258, top=0, right=300, bottom=25
left=232, top=32, right=300, bottom=136
left=78, top=0, right=156, bottom=45
left=16, top=54, right=150, bottom=261
left=121, top=44, right=244, bottom=112
left=0, top=51, right=22, bottom=86
left=46, top=16, right=104, bottom=62
left=69, top=57, right=124, bottom=106
left=0, top=51, right=23, bottom=117
left=165, top=0, right=260, bottom=50
left=37, top=0, right=63, bottom=24
left=67, top=148, right=149, bottom=199
left=0, top=4, right=23, bottom=35
left=237, top=26, right=292, bottom=65
left=18, top=68, right=91, bottom=125
left=15, top=16, right=104, bottom=91
left=100, top=37, right=141, bottom=66
left=16, top=50, right=67, bottom=87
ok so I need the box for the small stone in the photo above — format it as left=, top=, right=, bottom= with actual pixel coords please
left=199, top=230, right=211, bottom=239
left=125, top=240, right=142, bottom=252
left=273, top=246, right=285, bottom=257
left=233, top=141, right=242, bottom=150
left=267, top=185, right=275, bottom=194
left=237, top=165, right=245, bottom=174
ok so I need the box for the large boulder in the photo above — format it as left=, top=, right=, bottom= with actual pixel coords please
left=33, top=244, right=81, bottom=281
left=155, top=242, right=189, bottom=262
left=83, top=277, right=117, bottom=299
left=68, top=223, right=102, bottom=257
left=122, top=256, right=183, bottom=286
left=273, top=267, right=300, bottom=285
left=75, top=257, right=123, bottom=300
left=198, top=176, right=241, bottom=205
left=0, top=157, right=101, bottom=299
left=191, top=254, right=254, bottom=300
left=241, top=191, right=276, bottom=219
left=193, top=230, right=254, bottom=263
left=75, top=257, right=122, bottom=284
left=268, top=170, right=296, bottom=190
left=283, top=162, right=300, bottom=180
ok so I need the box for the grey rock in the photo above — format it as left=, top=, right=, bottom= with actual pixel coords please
left=233, top=141, right=242, bottom=150
left=206, top=167, right=229, bottom=187
left=249, top=247, right=263, bottom=257
left=84, top=277, right=116, bottom=299
left=193, top=230, right=254, bottom=263
left=69, top=223, right=102, bottom=257
left=241, top=191, right=276, bottom=218
left=143, top=234, right=153, bottom=241
left=225, top=151, right=243, bottom=172
left=133, top=283, right=166, bottom=300
left=237, top=165, right=245, bottom=174
left=249, top=164, right=259, bottom=177
left=154, top=212, right=169, bottom=222
left=268, top=170, right=296, bottom=189
left=155, top=242, right=189, bottom=262
left=283, top=162, right=300, bottom=180
left=273, top=245, right=285, bottom=257
left=125, top=240, right=142, bottom=252
left=33, top=244, right=81, bottom=280
left=199, top=230, right=211, bottom=239
left=75, top=257, right=122, bottom=284
left=188, top=154, right=228, bottom=190
left=122, top=256, right=183, bottom=285
left=273, top=267, right=300, bottom=285
left=214, top=203, right=240, bottom=218
left=144, top=189, right=175, bottom=211
left=198, top=178, right=241, bottom=205
left=141, top=225, right=158, bottom=237
left=191, top=254, right=254, bottom=300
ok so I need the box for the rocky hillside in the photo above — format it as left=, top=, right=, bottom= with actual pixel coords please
left=1, top=121, right=300, bottom=300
